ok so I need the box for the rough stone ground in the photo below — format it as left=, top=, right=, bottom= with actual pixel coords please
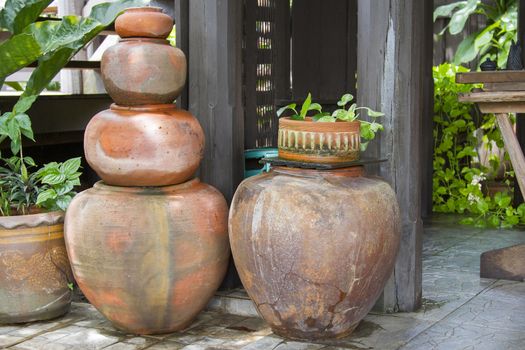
left=1, top=215, right=525, bottom=350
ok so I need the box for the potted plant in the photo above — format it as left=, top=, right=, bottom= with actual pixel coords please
left=276, top=93, right=384, bottom=163
left=0, top=154, right=81, bottom=323
left=0, top=0, right=147, bottom=323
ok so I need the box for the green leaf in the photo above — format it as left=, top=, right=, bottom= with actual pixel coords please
left=36, top=188, right=56, bottom=205
left=433, top=1, right=467, bottom=22
left=23, top=156, right=36, bottom=167
left=4, top=82, right=24, bottom=91
left=460, top=217, right=475, bottom=225
left=55, top=195, right=73, bottom=211
left=277, top=103, right=297, bottom=117
left=300, top=93, right=312, bottom=119
left=59, top=157, right=82, bottom=176
left=337, top=93, right=354, bottom=107
left=315, top=116, right=336, bottom=122
left=449, top=0, right=479, bottom=35
left=41, top=173, right=67, bottom=185
left=14, top=113, right=34, bottom=141
left=454, top=33, right=478, bottom=64
left=333, top=109, right=351, bottom=121
left=308, top=103, right=322, bottom=113
left=312, top=112, right=329, bottom=121
left=0, top=0, right=53, bottom=34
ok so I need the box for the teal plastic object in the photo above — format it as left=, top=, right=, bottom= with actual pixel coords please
left=244, top=148, right=278, bottom=178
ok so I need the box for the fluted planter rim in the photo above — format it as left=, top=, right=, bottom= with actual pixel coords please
left=0, top=210, right=64, bottom=230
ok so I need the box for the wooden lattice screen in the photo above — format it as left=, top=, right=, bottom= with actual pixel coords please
left=243, top=0, right=357, bottom=149
left=244, top=0, right=290, bottom=149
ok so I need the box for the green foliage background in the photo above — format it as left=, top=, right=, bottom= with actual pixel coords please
left=433, top=63, right=525, bottom=227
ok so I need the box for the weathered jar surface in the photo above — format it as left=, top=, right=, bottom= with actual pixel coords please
left=84, top=104, right=204, bottom=187
left=229, top=166, right=400, bottom=340
left=64, top=180, right=230, bottom=335
left=0, top=211, right=73, bottom=324
left=278, top=118, right=361, bottom=163
left=102, top=7, right=186, bottom=106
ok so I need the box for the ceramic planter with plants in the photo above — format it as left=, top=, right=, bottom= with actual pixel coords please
left=0, top=0, right=149, bottom=323
left=276, top=93, right=384, bottom=163
left=229, top=93, right=400, bottom=340
left=0, top=155, right=80, bottom=323
left=64, top=7, right=229, bottom=335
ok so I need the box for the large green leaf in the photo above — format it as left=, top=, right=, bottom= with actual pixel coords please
left=433, top=1, right=467, bottom=22
left=449, top=0, right=480, bottom=35
left=454, top=32, right=478, bottom=64
left=0, top=0, right=52, bottom=34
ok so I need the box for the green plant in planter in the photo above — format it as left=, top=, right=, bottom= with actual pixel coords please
left=277, top=93, right=384, bottom=150
left=0, top=156, right=81, bottom=216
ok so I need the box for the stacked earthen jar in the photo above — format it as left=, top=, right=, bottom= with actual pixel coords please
left=64, top=7, right=230, bottom=335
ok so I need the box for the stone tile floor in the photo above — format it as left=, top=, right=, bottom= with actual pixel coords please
left=1, top=214, right=525, bottom=349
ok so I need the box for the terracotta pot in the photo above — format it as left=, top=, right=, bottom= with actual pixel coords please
left=64, top=180, right=230, bottom=334
left=84, top=104, right=204, bottom=187
left=0, top=211, right=73, bottom=324
left=102, top=8, right=186, bottom=106
left=229, top=166, right=400, bottom=340
left=115, top=7, right=173, bottom=39
left=278, top=118, right=360, bottom=163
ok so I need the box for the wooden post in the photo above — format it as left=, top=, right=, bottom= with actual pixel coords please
left=186, top=0, right=245, bottom=203
left=496, top=113, right=525, bottom=199
left=357, top=0, right=430, bottom=312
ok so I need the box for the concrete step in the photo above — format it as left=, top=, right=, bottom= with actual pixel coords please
left=207, top=288, right=260, bottom=318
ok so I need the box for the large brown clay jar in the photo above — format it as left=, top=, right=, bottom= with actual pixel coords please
left=0, top=211, right=73, bottom=323
left=102, top=7, right=186, bottom=106
left=229, top=166, right=401, bottom=340
left=84, top=104, right=204, bottom=187
left=64, top=180, right=230, bottom=334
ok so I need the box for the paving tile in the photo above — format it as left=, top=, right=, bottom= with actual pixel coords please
left=400, top=321, right=525, bottom=350
left=239, top=336, right=285, bottom=350
left=443, top=294, right=525, bottom=333
left=0, top=334, right=24, bottom=348
left=6, top=321, right=62, bottom=338
left=52, top=327, right=121, bottom=349
left=479, top=279, right=525, bottom=303
left=146, top=341, right=185, bottom=349
left=9, top=339, right=75, bottom=350
left=273, top=341, right=326, bottom=350
left=28, top=325, right=86, bottom=342
left=422, top=269, right=495, bottom=298
left=309, top=314, right=432, bottom=350
left=0, top=326, right=21, bottom=336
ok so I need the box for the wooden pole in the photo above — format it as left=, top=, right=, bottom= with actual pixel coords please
left=358, top=0, right=430, bottom=312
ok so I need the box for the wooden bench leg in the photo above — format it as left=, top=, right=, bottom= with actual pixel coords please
left=496, top=113, right=525, bottom=199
